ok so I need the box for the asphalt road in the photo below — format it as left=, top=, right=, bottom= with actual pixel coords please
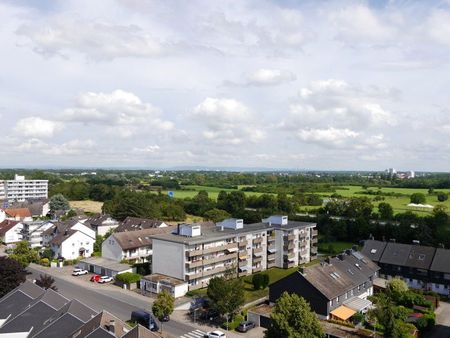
left=26, top=266, right=201, bottom=338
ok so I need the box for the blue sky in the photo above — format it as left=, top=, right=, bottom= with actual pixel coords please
left=1, top=0, right=450, bottom=170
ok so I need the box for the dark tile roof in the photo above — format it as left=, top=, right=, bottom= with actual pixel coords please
left=50, top=229, right=78, bottom=246
left=86, top=214, right=118, bottom=228
left=361, top=240, right=387, bottom=262
left=17, top=280, right=46, bottom=299
left=123, top=324, right=160, bottom=338
left=116, top=217, right=166, bottom=232
left=64, top=299, right=98, bottom=322
left=379, top=242, right=412, bottom=266
left=0, top=290, right=34, bottom=320
left=405, top=245, right=436, bottom=269
left=0, top=300, right=58, bottom=335
left=39, top=288, right=70, bottom=310
left=33, top=313, right=84, bottom=338
left=0, top=220, right=21, bottom=236
left=112, top=227, right=175, bottom=250
left=10, top=199, right=48, bottom=216
left=430, top=248, right=450, bottom=274
left=69, top=310, right=130, bottom=338
left=86, top=327, right=119, bottom=338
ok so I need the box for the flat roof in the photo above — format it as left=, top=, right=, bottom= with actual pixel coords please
left=151, top=220, right=316, bottom=245
left=248, top=303, right=273, bottom=316
left=330, top=305, right=356, bottom=321
left=142, top=273, right=186, bottom=286
left=80, top=257, right=132, bottom=272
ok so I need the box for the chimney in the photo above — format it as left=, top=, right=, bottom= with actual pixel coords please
left=338, top=253, right=345, bottom=260
left=108, top=319, right=115, bottom=334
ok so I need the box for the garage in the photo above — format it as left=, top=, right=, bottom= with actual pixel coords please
left=78, top=256, right=135, bottom=277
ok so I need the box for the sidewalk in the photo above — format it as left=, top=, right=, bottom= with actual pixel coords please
left=170, top=310, right=265, bottom=338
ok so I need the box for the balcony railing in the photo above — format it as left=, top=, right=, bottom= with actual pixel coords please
left=203, top=243, right=238, bottom=254
left=312, top=230, right=318, bottom=237
left=203, top=253, right=237, bottom=266
left=238, top=240, right=248, bottom=247
left=253, top=237, right=263, bottom=244
left=253, top=247, right=263, bottom=254
left=187, top=249, right=203, bottom=257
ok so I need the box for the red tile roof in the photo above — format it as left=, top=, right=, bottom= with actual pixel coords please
left=0, top=220, right=21, bottom=236
left=5, top=208, right=32, bottom=219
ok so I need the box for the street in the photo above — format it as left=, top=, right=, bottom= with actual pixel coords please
left=26, top=265, right=204, bottom=338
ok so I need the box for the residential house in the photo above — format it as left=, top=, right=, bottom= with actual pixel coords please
left=269, top=249, right=379, bottom=320
left=9, top=199, right=49, bottom=218
left=0, top=220, right=24, bottom=246
left=140, top=274, right=188, bottom=298
left=0, top=281, right=157, bottom=338
left=84, top=214, right=119, bottom=236
left=22, top=220, right=54, bottom=248
left=4, top=208, right=33, bottom=222
left=115, top=217, right=169, bottom=232
left=361, top=240, right=450, bottom=296
left=45, top=220, right=96, bottom=259
left=150, top=215, right=317, bottom=294
left=102, top=227, right=174, bottom=262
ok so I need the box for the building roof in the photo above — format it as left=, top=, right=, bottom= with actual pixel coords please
left=361, top=240, right=387, bottom=262
left=50, top=229, right=78, bottom=246
left=0, top=290, right=35, bottom=320
left=70, top=310, right=131, bottom=338
left=80, top=257, right=133, bottom=273
left=379, top=242, right=412, bottom=266
left=116, top=217, right=167, bottom=232
left=142, top=273, right=186, bottom=286
left=430, top=248, right=450, bottom=274
left=405, top=245, right=436, bottom=270
left=298, top=251, right=379, bottom=300
left=5, top=208, right=31, bottom=219
left=0, top=220, right=21, bottom=236
left=86, top=214, right=118, bottom=228
left=330, top=305, right=356, bottom=321
left=112, top=227, right=175, bottom=250
left=151, top=220, right=316, bottom=245
left=9, top=199, right=48, bottom=216
left=123, top=325, right=161, bottom=338
left=34, top=313, right=84, bottom=338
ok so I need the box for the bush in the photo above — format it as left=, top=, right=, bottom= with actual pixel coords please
left=220, top=314, right=243, bottom=331
left=63, top=258, right=80, bottom=266
left=115, top=272, right=142, bottom=284
left=437, top=192, right=448, bottom=202
left=40, top=258, right=50, bottom=267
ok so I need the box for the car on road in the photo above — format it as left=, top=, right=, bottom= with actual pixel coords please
left=131, top=310, right=159, bottom=331
left=204, top=330, right=226, bottom=338
left=72, top=268, right=88, bottom=276
left=90, top=275, right=101, bottom=282
left=236, top=321, right=256, bottom=332
left=98, top=276, right=113, bottom=283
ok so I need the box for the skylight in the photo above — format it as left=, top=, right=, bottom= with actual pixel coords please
left=370, top=249, right=377, bottom=254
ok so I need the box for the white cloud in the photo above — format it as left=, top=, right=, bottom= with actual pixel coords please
left=245, top=68, right=296, bottom=86
left=426, top=10, right=450, bottom=45
left=132, top=145, right=160, bottom=154
left=297, top=127, right=359, bottom=146
left=16, top=17, right=163, bottom=60
left=15, top=138, right=95, bottom=156
left=62, top=90, right=174, bottom=137
left=14, top=117, right=63, bottom=138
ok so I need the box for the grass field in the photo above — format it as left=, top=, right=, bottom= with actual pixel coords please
left=70, top=200, right=103, bottom=213
left=160, top=185, right=267, bottom=200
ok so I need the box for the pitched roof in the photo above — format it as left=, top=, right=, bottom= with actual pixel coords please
left=123, top=325, right=160, bottom=338
left=9, top=199, right=48, bottom=216
left=50, top=229, right=78, bottom=246
left=379, top=242, right=412, bottom=266
left=34, top=313, right=84, bottom=338
left=5, top=208, right=31, bottom=218
left=0, top=220, right=21, bottom=236
left=112, top=227, right=175, bottom=250
left=86, top=214, right=118, bottom=228
left=430, top=248, right=450, bottom=274
left=405, top=245, right=436, bottom=270
left=116, top=217, right=167, bottom=232
left=69, top=310, right=131, bottom=338
left=361, top=240, right=387, bottom=262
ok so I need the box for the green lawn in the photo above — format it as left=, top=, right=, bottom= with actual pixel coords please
left=318, top=241, right=358, bottom=254
left=159, top=185, right=268, bottom=200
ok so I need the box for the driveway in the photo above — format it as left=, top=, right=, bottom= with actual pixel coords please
left=428, top=301, right=450, bottom=338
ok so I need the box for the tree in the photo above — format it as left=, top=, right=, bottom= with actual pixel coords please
left=0, top=256, right=27, bottom=297
left=378, top=202, right=394, bottom=220
left=49, top=193, right=70, bottom=214
left=410, top=193, right=426, bottom=204
left=152, top=290, right=174, bottom=332
left=35, top=274, right=57, bottom=291
left=387, top=278, right=408, bottom=301
left=9, top=241, right=40, bottom=267
left=203, top=208, right=230, bottom=223
left=266, top=292, right=323, bottom=338
left=437, top=192, right=448, bottom=202
left=252, top=273, right=270, bottom=290
left=207, top=276, right=245, bottom=324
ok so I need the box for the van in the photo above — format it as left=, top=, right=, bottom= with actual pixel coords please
left=130, top=310, right=159, bottom=331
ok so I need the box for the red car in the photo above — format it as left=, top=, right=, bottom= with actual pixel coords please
left=90, top=275, right=101, bottom=282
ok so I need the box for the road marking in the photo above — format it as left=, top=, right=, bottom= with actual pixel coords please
left=179, top=329, right=206, bottom=338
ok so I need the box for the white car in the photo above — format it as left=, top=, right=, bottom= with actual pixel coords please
left=98, top=276, right=113, bottom=283
left=204, top=330, right=226, bottom=338
left=72, top=268, right=88, bottom=276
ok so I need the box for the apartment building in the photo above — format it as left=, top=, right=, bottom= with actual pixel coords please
left=22, top=220, right=54, bottom=248
left=0, top=174, right=48, bottom=202
left=151, top=215, right=317, bottom=293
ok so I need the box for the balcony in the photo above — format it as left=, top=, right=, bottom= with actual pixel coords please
left=283, top=262, right=295, bottom=269
left=252, top=266, right=262, bottom=273
left=284, top=234, right=295, bottom=241
left=187, top=249, right=203, bottom=258
left=238, top=240, right=248, bottom=247
left=284, top=253, right=295, bottom=260
left=311, top=247, right=318, bottom=254
left=186, top=259, right=203, bottom=268
left=253, top=247, right=263, bottom=254
left=203, top=243, right=238, bottom=254
left=185, top=271, right=203, bottom=280
left=203, top=253, right=237, bottom=266
left=253, top=237, right=263, bottom=244
left=253, top=256, right=263, bottom=263
left=202, top=266, right=229, bottom=277
left=238, top=260, right=248, bottom=268
left=268, top=262, right=277, bottom=268
left=283, top=242, right=294, bottom=250
left=312, top=230, right=318, bottom=237
left=267, top=253, right=276, bottom=261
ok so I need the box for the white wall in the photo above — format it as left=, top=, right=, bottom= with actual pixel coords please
left=102, top=235, right=125, bottom=261
left=59, top=231, right=94, bottom=260
left=174, top=283, right=189, bottom=298
left=71, top=222, right=95, bottom=239
left=4, top=223, right=23, bottom=244
left=97, top=224, right=118, bottom=237
left=152, top=239, right=186, bottom=280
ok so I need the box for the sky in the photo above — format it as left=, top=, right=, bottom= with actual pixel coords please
left=1, top=0, right=450, bottom=171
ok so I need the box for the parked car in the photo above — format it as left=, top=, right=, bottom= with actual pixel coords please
left=204, top=330, right=226, bottom=338
left=130, top=310, right=159, bottom=331
left=160, top=314, right=170, bottom=322
left=72, top=268, right=88, bottom=276
left=236, top=321, right=255, bottom=332
left=90, top=275, right=101, bottom=282
left=98, top=276, right=113, bottom=283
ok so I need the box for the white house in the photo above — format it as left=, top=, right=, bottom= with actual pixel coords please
left=48, top=220, right=96, bottom=260
left=102, top=227, right=174, bottom=262
left=0, top=220, right=23, bottom=246
left=22, top=220, right=54, bottom=248
left=84, top=214, right=119, bottom=237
